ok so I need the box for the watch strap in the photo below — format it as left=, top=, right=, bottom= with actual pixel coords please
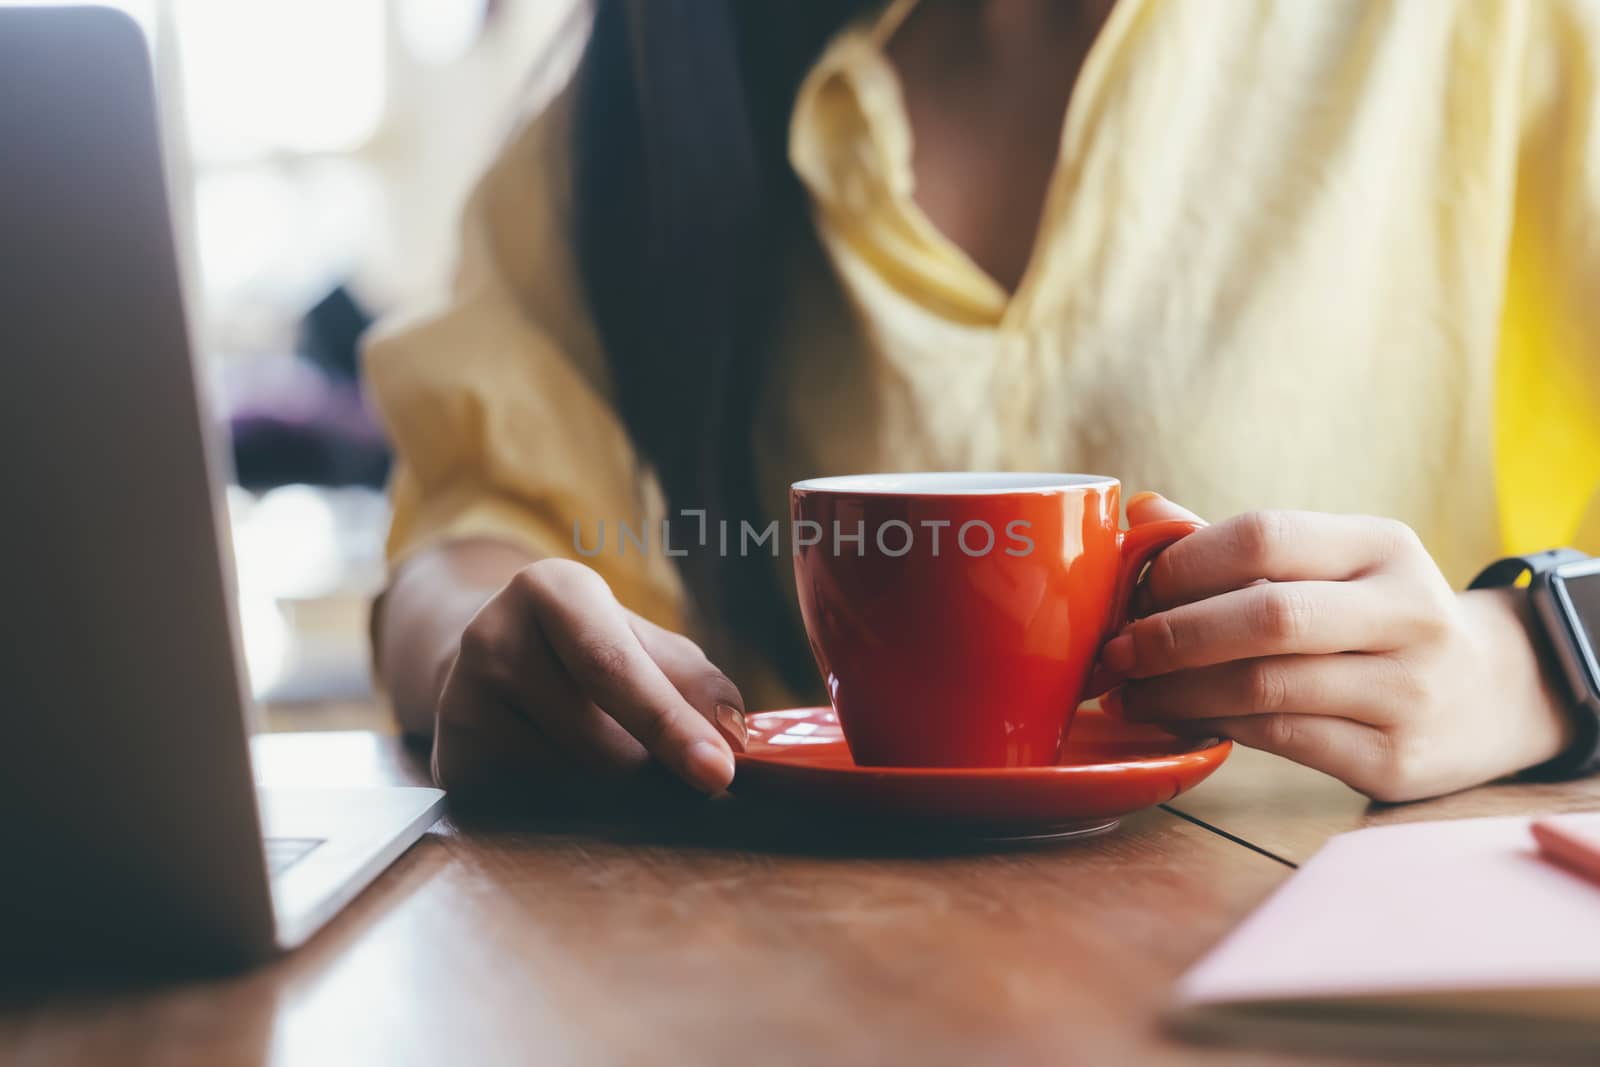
left=1470, top=549, right=1600, bottom=781
left=1467, top=548, right=1590, bottom=590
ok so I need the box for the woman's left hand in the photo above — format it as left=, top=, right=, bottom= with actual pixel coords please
left=1103, top=494, right=1577, bottom=802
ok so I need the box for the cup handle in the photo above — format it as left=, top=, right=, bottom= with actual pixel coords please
left=1081, top=518, right=1203, bottom=700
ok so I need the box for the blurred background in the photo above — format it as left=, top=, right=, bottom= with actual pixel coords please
left=1, top=0, right=587, bottom=729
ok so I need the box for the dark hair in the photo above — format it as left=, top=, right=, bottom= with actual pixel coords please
left=572, top=0, right=874, bottom=691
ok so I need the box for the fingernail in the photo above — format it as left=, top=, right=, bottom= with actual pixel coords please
left=1126, top=491, right=1163, bottom=509
left=714, top=703, right=748, bottom=752
left=1098, top=687, right=1127, bottom=718
left=685, top=739, right=735, bottom=794
left=1102, top=633, right=1134, bottom=674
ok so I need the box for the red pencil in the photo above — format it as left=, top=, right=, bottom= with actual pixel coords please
left=1530, top=813, right=1600, bottom=888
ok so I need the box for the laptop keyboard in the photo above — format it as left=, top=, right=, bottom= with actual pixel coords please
left=265, top=836, right=325, bottom=877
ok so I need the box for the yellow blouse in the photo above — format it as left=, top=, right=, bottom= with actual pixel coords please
left=365, top=0, right=1600, bottom=708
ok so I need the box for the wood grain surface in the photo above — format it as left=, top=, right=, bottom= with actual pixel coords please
left=3, top=726, right=1591, bottom=1066
left=1169, top=744, right=1600, bottom=865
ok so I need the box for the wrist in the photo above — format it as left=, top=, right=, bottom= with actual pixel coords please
left=1460, top=587, right=1578, bottom=773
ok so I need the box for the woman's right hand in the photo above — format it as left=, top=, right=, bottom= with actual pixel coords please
left=430, top=558, right=748, bottom=799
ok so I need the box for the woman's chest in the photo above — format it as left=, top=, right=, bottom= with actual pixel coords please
left=765, top=222, right=1505, bottom=586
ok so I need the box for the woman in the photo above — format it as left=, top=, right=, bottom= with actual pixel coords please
left=367, top=0, right=1600, bottom=804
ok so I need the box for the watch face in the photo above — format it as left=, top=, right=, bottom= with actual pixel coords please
left=1555, top=563, right=1600, bottom=694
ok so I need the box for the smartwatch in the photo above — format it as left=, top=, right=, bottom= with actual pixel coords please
left=1469, top=549, right=1600, bottom=780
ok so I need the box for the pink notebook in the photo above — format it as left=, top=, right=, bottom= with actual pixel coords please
left=1170, top=812, right=1600, bottom=1058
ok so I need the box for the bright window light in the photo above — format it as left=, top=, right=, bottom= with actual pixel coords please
left=175, top=0, right=386, bottom=162
left=396, top=0, right=489, bottom=66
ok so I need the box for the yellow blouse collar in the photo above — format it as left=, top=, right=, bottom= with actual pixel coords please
left=788, top=0, right=1151, bottom=329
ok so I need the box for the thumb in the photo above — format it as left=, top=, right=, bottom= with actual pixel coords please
left=1126, top=490, right=1204, bottom=526
left=1122, top=492, right=1206, bottom=621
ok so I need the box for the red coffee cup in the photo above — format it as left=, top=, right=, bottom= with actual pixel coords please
left=790, top=473, right=1199, bottom=768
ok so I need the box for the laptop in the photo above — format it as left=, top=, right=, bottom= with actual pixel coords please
left=0, top=6, right=444, bottom=971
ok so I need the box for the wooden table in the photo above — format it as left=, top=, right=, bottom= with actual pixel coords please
left=3, top=723, right=1596, bottom=1067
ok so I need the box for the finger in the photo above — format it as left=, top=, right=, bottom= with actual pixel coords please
left=1144, top=511, right=1420, bottom=610
left=451, top=593, right=653, bottom=779
left=1164, top=712, right=1392, bottom=795
left=434, top=668, right=691, bottom=807
left=1120, top=653, right=1415, bottom=727
left=499, top=613, right=657, bottom=772
left=521, top=562, right=736, bottom=793
left=433, top=661, right=566, bottom=791
left=628, top=613, right=748, bottom=752
left=1125, top=491, right=1204, bottom=526
left=1103, top=579, right=1422, bottom=677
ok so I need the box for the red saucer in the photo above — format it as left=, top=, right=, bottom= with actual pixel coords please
left=730, top=707, right=1231, bottom=841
